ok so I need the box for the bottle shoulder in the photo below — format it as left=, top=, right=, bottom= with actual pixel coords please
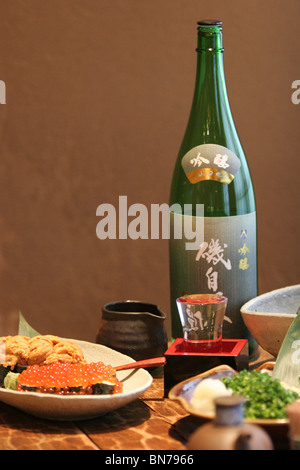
left=170, top=56, right=255, bottom=217
left=170, top=148, right=256, bottom=217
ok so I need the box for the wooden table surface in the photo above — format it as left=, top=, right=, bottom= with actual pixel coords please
left=0, top=347, right=288, bottom=451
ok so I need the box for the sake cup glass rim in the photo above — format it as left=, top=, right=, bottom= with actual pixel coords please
left=176, top=294, right=227, bottom=305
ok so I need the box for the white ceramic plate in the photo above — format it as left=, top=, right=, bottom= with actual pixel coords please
left=0, top=339, right=153, bottom=420
left=169, top=364, right=290, bottom=428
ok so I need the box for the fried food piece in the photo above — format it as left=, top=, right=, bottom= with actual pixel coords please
left=43, top=340, right=84, bottom=365
left=28, top=337, right=54, bottom=365
left=38, top=335, right=61, bottom=345
left=0, top=335, right=30, bottom=368
left=0, top=335, right=85, bottom=368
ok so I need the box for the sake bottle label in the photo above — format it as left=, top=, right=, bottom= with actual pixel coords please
left=181, top=144, right=241, bottom=185
left=169, top=211, right=257, bottom=341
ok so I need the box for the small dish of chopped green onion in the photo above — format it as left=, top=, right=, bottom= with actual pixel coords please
left=221, top=370, right=299, bottom=419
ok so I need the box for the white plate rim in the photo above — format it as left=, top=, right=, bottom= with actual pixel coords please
left=0, top=339, right=153, bottom=420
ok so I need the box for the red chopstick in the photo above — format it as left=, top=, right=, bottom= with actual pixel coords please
left=114, top=356, right=166, bottom=371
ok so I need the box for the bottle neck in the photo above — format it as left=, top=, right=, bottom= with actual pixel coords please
left=188, top=21, right=232, bottom=143
left=196, top=21, right=224, bottom=53
left=192, top=22, right=228, bottom=110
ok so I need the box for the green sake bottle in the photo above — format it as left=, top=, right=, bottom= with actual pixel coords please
left=169, top=21, right=257, bottom=353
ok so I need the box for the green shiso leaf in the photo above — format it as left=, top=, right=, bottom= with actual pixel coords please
left=18, top=312, right=40, bottom=337
left=273, top=312, right=300, bottom=389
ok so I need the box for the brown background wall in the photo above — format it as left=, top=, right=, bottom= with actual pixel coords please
left=0, top=0, right=299, bottom=341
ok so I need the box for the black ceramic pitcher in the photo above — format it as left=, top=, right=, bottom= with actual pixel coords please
left=96, top=300, right=168, bottom=361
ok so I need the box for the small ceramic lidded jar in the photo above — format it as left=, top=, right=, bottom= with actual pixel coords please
left=187, top=395, right=274, bottom=450
left=287, top=401, right=300, bottom=450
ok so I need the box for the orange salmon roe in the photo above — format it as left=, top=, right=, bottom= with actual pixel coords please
left=16, top=361, right=123, bottom=395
